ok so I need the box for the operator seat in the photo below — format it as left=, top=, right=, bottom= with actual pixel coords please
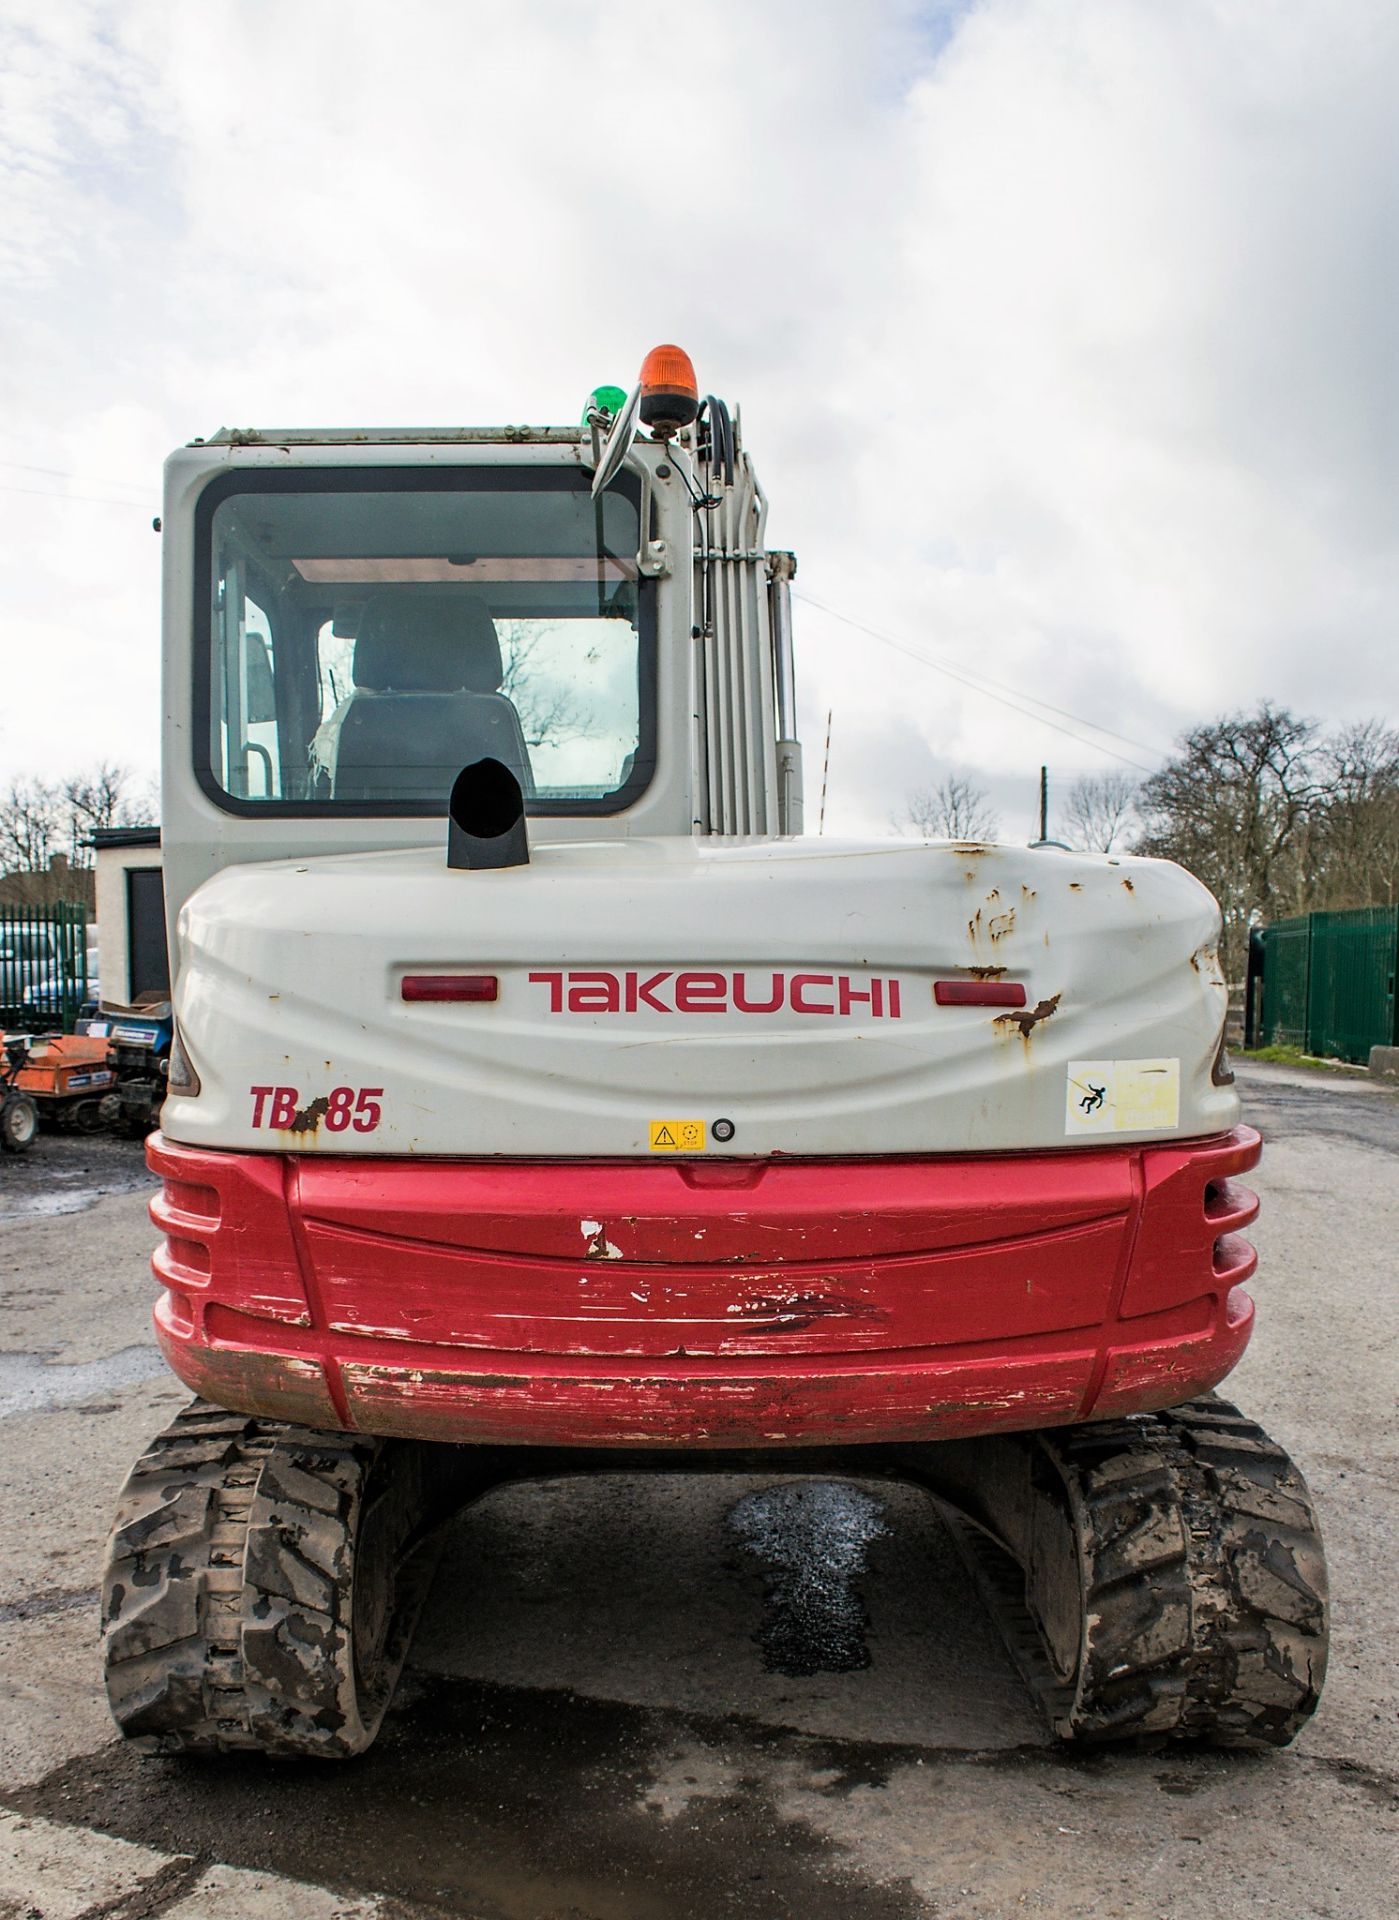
left=327, top=595, right=532, bottom=805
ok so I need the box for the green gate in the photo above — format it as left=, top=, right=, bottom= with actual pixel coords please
left=1261, top=905, right=1399, bottom=1063
left=1306, top=906, right=1399, bottom=1063
left=0, top=901, right=91, bottom=1032
left=1260, top=914, right=1311, bottom=1050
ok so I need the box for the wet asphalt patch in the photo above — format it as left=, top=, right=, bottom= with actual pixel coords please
left=0, top=1128, right=154, bottom=1220
left=1236, top=1066, right=1399, bottom=1155
left=0, top=1583, right=101, bottom=1625
left=727, top=1481, right=888, bottom=1677
left=19, top=1684, right=1378, bottom=1919
left=0, top=1345, right=168, bottom=1419
left=8, top=1678, right=937, bottom=1920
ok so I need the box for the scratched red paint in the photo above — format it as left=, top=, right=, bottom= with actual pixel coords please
left=145, top=1127, right=1261, bottom=1448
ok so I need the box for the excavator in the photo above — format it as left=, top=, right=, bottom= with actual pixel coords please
left=102, top=347, right=1328, bottom=1757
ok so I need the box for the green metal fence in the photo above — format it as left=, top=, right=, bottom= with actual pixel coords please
left=0, top=901, right=91, bottom=1033
left=1260, top=914, right=1311, bottom=1049
left=1261, top=904, right=1399, bottom=1063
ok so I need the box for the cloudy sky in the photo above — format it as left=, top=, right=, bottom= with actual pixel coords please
left=2, top=0, right=1396, bottom=838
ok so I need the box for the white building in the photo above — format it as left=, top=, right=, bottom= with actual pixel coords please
left=91, top=828, right=167, bottom=1006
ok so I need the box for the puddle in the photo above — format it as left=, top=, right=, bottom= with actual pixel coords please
left=727, top=1481, right=888, bottom=1677
left=0, top=1346, right=166, bottom=1419
left=1, top=1186, right=138, bottom=1220
left=12, top=1677, right=930, bottom=1920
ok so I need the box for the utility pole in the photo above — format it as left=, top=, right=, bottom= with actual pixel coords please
left=818, top=709, right=833, bottom=836
left=1039, top=765, right=1049, bottom=843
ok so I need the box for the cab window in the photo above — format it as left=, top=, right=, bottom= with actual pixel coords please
left=199, top=468, right=652, bottom=816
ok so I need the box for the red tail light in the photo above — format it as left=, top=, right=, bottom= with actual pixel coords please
left=933, top=980, right=1028, bottom=1008
left=401, top=975, right=499, bottom=1003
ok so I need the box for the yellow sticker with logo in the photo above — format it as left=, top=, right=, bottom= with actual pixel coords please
left=1065, top=1059, right=1180, bottom=1135
left=649, top=1119, right=706, bottom=1152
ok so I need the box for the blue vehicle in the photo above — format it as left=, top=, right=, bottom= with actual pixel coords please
left=79, top=1003, right=172, bottom=1135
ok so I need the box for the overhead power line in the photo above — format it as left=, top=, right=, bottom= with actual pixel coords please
left=0, top=460, right=150, bottom=494
left=796, top=589, right=1162, bottom=763
left=794, top=590, right=1162, bottom=776
left=0, top=483, right=153, bottom=508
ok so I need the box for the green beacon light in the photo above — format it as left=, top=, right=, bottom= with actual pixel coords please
left=582, top=384, right=628, bottom=424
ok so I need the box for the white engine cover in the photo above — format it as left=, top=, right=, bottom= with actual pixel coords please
left=163, top=836, right=1238, bottom=1157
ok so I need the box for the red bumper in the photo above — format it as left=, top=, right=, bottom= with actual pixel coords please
left=145, top=1129, right=1261, bottom=1448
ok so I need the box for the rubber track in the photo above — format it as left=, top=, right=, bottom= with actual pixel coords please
left=102, top=1401, right=443, bottom=1757
left=952, top=1396, right=1328, bottom=1748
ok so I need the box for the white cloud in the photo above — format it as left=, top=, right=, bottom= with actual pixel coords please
left=816, top=0, right=1399, bottom=821
left=1, top=0, right=1396, bottom=839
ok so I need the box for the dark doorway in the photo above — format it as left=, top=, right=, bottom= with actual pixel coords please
left=127, top=867, right=170, bottom=1000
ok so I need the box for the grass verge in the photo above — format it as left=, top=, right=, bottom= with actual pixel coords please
left=1239, top=1044, right=1370, bottom=1076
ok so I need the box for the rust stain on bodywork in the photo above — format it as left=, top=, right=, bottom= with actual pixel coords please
left=970, top=903, right=1019, bottom=944
left=994, top=993, right=1061, bottom=1039
left=968, top=964, right=1007, bottom=979
left=288, top=1096, right=330, bottom=1134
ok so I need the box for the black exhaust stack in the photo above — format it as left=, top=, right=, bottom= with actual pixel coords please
left=447, top=758, right=529, bottom=871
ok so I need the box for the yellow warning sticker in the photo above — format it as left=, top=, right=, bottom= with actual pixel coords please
left=649, top=1119, right=706, bottom=1152
left=1065, top=1059, right=1180, bottom=1135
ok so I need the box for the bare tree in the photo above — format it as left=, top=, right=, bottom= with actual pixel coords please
left=1134, top=703, right=1321, bottom=979
left=495, top=622, right=589, bottom=750
left=62, top=763, right=150, bottom=865
left=901, top=774, right=1000, bottom=841
left=0, top=777, right=63, bottom=875
left=1062, top=771, right=1139, bottom=852
left=1, top=765, right=154, bottom=883
left=1308, top=720, right=1399, bottom=909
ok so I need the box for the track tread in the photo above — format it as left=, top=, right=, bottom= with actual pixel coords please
left=946, top=1396, right=1328, bottom=1750
left=1050, top=1397, right=1328, bottom=1747
left=102, top=1400, right=444, bottom=1758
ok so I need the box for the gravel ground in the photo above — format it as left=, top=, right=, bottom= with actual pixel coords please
left=0, top=1063, right=1394, bottom=1918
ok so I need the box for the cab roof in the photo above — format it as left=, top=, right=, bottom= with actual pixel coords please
left=198, top=426, right=587, bottom=447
